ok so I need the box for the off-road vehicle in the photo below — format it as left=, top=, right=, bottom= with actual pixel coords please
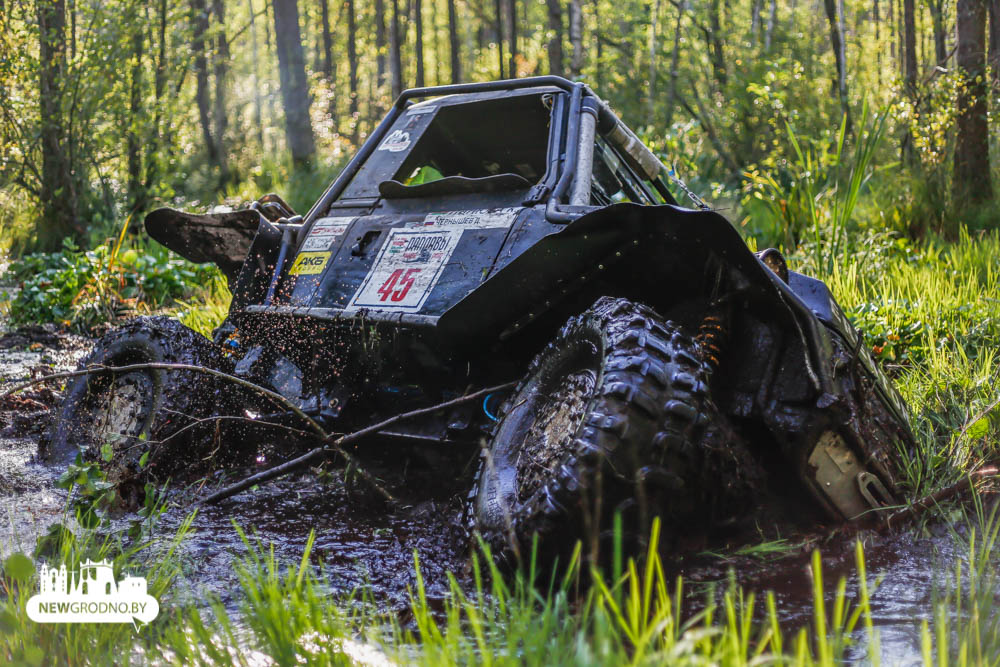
left=46, top=77, right=913, bottom=555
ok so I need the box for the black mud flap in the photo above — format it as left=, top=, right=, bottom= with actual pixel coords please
left=145, top=207, right=262, bottom=288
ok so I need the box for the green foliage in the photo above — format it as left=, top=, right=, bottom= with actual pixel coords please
left=173, top=273, right=232, bottom=339
left=744, top=102, right=889, bottom=271
left=3, top=238, right=220, bottom=331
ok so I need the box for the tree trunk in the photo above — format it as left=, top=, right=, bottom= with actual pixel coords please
left=545, top=0, right=563, bottom=76
left=390, top=0, right=403, bottom=96
left=68, top=0, right=75, bottom=57
left=447, top=0, right=462, bottom=82
left=764, top=0, right=777, bottom=50
left=415, top=0, right=425, bottom=86
left=190, top=0, right=217, bottom=165
left=212, top=0, right=230, bottom=185
left=593, top=0, right=602, bottom=84
left=507, top=0, right=517, bottom=77
left=874, top=0, right=882, bottom=85
left=375, top=0, right=387, bottom=93
left=706, top=0, right=727, bottom=87
left=663, top=1, right=684, bottom=128
left=927, top=0, right=948, bottom=65
left=494, top=0, right=505, bottom=77
left=247, top=0, right=264, bottom=147
left=988, top=0, right=1000, bottom=84
left=38, top=0, right=80, bottom=247
left=569, top=0, right=583, bottom=77
left=318, top=0, right=337, bottom=130
left=273, top=0, right=317, bottom=167
left=647, top=0, right=660, bottom=125
left=347, top=0, right=359, bottom=140
left=750, top=0, right=761, bottom=43
left=127, top=18, right=144, bottom=213
left=903, top=0, right=917, bottom=89
left=144, top=0, right=170, bottom=191
left=824, top=0, right=850, bottom=126
left=431, top=0, right=441, bottom=84
left=319, top=0, right=334, bottom=79
left=953, top=0, right=993, bottom=205
left=889, top=0, right=896, bottom=61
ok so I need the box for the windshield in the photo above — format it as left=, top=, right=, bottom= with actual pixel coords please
left=339, top=92, right=553, bottom=199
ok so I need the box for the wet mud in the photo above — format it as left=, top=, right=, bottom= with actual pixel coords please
left=0, top=317, right=982, bottom=662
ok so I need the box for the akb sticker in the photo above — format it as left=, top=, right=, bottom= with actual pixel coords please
left=349, top=229, right=461, bottom=312
left=301, top=217, right=353, bottom=251
left=378, top=130, right=411, bottom=152
left=289, top=251, right=332, bottom=275
left=407, top=207, right=521, bottom=230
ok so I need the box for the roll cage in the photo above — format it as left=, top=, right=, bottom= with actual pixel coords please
left=301, top=77, right=680, bottom=230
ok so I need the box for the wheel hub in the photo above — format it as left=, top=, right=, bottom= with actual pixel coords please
left=89, top=372, right=153, bottom=450
left=516, top=367, right=597, bottom=501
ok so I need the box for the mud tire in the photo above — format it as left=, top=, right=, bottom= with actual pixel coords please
left=471, top=297, right=714, bottom=559
left=45, top=317, right=232, bottom=495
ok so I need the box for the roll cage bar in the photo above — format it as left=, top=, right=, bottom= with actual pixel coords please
left=302, top=76, right=678, bottom=227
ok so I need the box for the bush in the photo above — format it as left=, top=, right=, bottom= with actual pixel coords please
left=3, top=237, right=221, bottom=332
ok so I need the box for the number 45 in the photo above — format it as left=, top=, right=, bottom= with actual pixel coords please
left=377, top=268, right=421, bottom=302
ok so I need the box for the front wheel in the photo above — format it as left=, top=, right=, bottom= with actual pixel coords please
left=44, top=317, right=232, bottom=496
left=471, top=297, right=716, bottom=560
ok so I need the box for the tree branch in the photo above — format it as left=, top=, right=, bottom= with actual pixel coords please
left=3, top=362, right=514, bottom=507
left=196, top=381, right=515, bottom=506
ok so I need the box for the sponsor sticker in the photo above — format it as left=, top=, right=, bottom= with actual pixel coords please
left=301, top=217, right=353, bottom=251
left=349, top=229, right=461, bottom=312
left=289, top=251, right=332, bottom=275
left=27, top=559, right=159, bottom=626
left=406, top=207, right=521, bottom=230
left=377, top=130, right=411, bottom=152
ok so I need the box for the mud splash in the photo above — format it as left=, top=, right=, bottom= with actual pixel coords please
left=0, top=319, right=983, bottom=661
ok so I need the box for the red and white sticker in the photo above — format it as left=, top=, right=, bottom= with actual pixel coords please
left=349, top=229, right=460, bottom=312
left=301, top=217, right=353, bottom=252
left=406, top=207, right=521, bottom=230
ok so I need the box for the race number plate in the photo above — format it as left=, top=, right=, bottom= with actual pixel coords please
left=349, top=229, right=461, bottom=312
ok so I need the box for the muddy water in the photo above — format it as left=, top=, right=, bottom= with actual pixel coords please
left=0, top=316, right=985, bottom=663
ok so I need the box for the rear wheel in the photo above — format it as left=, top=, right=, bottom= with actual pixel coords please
left=471, top=297, right=715, bottom=560
left=45, top=317, right=233, bottom=498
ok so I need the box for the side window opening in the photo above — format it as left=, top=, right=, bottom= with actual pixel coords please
left=590, top=138, right=654, bottom=206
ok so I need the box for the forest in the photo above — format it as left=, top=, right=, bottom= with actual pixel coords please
left=0, top=0, right=995, bottom=251
left=1, top=0, right=1000, bottom=664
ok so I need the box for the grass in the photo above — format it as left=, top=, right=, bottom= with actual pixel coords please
left=6, top=509, right=1000, bottom=665
left=3, top=204, right=1000, bottom=662
left=816, top=228, right=1000, bottom=499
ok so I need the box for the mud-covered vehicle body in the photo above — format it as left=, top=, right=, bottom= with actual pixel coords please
left=49, top=77, right=913, bottom=553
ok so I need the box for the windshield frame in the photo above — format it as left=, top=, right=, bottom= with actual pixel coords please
left=336, top=87, right=563, bottom=203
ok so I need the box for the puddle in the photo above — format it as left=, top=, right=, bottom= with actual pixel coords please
left=0, top=316, right=986, bottom=662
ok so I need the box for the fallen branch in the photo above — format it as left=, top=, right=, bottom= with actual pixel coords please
left=2, top=362, right=379, bottom=498
left=881, top=465, right=1000, bottom=531
left=197, top=382, right=515, bottom=506
left=1, top=362, right=326, bottom=437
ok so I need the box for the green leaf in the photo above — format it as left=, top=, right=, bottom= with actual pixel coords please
left=3, top=552, right=34, bottom=582
left=0, top=608, right=18, bottom=634
left=139, top=451, right=149, bottom=468
left=967, top=417, right=991, bottom=441
left=101, top=442, right=113, bottom=462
